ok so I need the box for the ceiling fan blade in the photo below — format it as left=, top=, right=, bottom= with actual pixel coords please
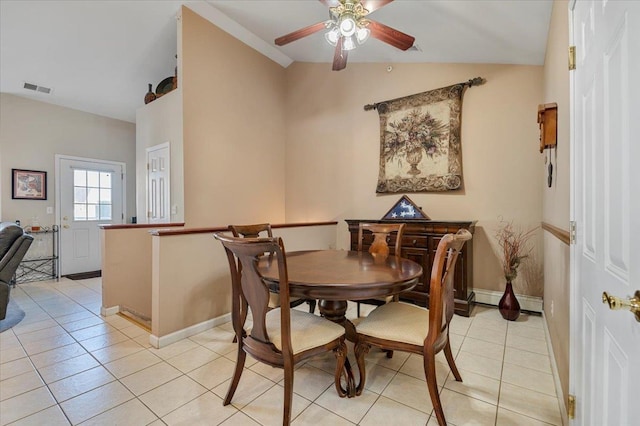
left=275, top=22, right=327, bottom=46
left=368, top=20, right=415, bottom=50
left=332, top=38, right=348, bottom=71
left=361, top=0, right=394, bottom=14
left=318, top=0, right=341, bottom=7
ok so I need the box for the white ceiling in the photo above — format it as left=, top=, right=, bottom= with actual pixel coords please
left=0, top=0, right=553, bottom=123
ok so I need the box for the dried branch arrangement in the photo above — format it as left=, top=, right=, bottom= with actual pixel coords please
left=495, top=221, right=538, bottom=282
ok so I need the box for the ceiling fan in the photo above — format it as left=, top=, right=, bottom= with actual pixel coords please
left=274, top=0, right=415, bottom=71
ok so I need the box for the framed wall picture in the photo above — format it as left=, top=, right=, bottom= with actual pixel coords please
left=12, top=169, right=47, bottom=200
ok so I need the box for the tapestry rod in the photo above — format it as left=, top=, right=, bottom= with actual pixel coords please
left=363, top=77, right=485, bottom=111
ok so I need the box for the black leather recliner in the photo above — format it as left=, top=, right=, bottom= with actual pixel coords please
left=0, top=222, right=33, bottom=320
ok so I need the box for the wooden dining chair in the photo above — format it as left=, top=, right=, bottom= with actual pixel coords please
left=354, top=222, right=406, bottom=317
left=354, top=229, right=472, bottom=426
left=214, top=233, right=347, bottom=425
left=230, top=224, right=316, bottom=314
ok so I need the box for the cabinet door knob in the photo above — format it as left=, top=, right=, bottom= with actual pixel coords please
left=412, top=239, right=417, bottom=246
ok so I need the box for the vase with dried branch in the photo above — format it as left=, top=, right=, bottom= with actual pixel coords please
left=495, top=221, right=537, bottom=320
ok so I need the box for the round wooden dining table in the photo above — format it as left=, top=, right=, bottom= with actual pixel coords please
left=258, top=249, right=423, bottom=397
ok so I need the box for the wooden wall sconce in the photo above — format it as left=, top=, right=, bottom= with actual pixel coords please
left=538, top=103, right=558, bottom=153
left=538, top=102, right=558, bottom=187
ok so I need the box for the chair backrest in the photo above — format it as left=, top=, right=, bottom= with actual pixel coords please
left=0, top=222, right=34, bottom=284
left=426, top=229, right=472, bottom=346
left=230, top=223, right=273, bottom=239
left=357, top=223, right=405, bottom=258
left=214, top=232, right=294, bottom=356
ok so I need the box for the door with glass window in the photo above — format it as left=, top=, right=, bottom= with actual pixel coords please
left=58, top=157, right=124, bottom=275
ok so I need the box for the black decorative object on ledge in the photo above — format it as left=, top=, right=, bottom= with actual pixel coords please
left=144, top=83, right=156, bottom=104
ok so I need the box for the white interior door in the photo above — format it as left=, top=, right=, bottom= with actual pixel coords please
left=570, top=1, right=640, bottom=424
left=58, top=157, right=125, bottom=275
left=146, top=143, right=170, bottom=224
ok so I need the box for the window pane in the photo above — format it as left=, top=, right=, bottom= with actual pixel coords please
left=87, top=204, right=99, bottom=220
left=100, top=172, right=112, bottom=189
left=99, top=188, right=112, bottom=203
left=74, top=170, right=86, bottom=186
left=87, top=171, right=100, bottom=187
left=100, top=205, right=112, bottom=220
left=74, top=187, right=87, bottom=203
left=87, top=188, right=99, bottom=203
left=74, top=204, right=87, bottom=221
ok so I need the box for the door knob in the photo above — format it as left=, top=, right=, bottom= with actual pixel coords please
left=63, top=224, right=70, bottom=229
left=602, top=291, right=640, bottom=322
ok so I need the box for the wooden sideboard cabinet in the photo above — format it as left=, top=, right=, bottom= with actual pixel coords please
left=346, top=219, right=476, bottom=317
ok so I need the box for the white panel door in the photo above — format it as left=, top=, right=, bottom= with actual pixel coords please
left=59, top=157, right=124, bottom=275
left=571, top=1, right=640, bottom=424
left=146, top=143, right=170, bottom=224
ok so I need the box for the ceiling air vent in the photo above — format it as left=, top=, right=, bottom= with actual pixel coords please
left=23, top=81, right=52, bottom=94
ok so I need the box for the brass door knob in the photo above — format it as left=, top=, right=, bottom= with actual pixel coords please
left=602, top=291, right=640, bottom=322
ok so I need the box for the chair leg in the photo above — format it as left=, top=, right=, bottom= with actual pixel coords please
left=223, top=346, right=246, bottom=405
left=283, top=356, right=294, bottom=426
left=334, top=340, right=349, bottom=397
left=357, top=302, right=361, bottom=317
left=354, top=341, right=370, bottom=396
left=424, top=349, right=446, bottom=426
left=444, top=338, right=462, bottom=382
left=307, top=299, right=316, bottom=314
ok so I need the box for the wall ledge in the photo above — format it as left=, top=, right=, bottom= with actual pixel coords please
left=149, top=221, right=338, bottom=236
left=99, top=223, right=185, bottom=230
left=542, top=221, right=570, bottom=245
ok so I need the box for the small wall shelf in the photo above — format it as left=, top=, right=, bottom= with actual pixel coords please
left=15, top=225, right=59, bottom=283
left=538, top=102, right=558, bottom=152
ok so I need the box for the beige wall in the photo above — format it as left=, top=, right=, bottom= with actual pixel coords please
left=101, top=227, right=154, bottom=317
left=284, top=62, right=544, bottom=295
left=180, top=6, right=287, bottom=228
left=542, top=0, right=571, bottom=408
left=151, top=224, right=336, bottom=343
left=0, top=94, right=136, bottom=224
left=135, top=89, right=184, bottom=223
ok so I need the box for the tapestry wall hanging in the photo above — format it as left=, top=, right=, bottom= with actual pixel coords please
left=365, top=77, right=484, bottom=193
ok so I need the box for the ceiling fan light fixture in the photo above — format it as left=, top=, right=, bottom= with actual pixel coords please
left=342, top=35, right=356, bottom=51
left=325, top=27, right=340, bottom=46
left=339, top=16, right=357, bottom=37
left=356, top=27, right=370, bottom=44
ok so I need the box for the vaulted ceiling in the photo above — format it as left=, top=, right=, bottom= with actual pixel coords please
left=0, top=1, right=553, bottom=123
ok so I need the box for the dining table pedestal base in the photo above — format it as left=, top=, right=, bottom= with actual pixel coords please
left=318, top=299, right=359, bottom=397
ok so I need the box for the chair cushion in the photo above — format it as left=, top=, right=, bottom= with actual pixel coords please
left=356, top=302, right=428, bottom=346
left=266, top=309, right=344, bottom=354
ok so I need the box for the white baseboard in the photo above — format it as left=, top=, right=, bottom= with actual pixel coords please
left=101, top=305, right=120, bottom=316
left=542, top=311, right=568, bottom=425
left=474, top=289, right=543, bottom=313
left=149, top=312, right=232, bottom=349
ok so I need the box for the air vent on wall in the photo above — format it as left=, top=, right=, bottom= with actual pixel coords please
left=23, top=81, right=52, bottom=94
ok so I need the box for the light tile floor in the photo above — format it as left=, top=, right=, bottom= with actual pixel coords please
left=0, top=278, right=564, bottom=425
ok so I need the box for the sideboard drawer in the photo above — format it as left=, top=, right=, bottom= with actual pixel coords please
left=402, top=235, right=429, bottom=249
